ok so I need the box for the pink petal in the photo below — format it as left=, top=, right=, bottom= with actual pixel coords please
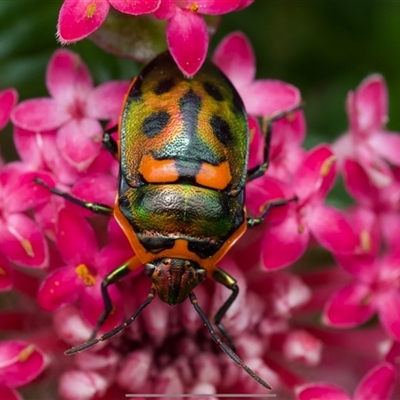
left=355, top=74, right=388, bottom=132
left=86, top=80, right=130, bottom=120
left=247, top=116, right=263, bottom=170
left=369, top=131, right=400, bottom=167
left=296, top=383, right=351, bottom=400
left=236, top=0, right=255, bottom=10
left=385, top=341, right=400, bottom=365
left=4, top=170, right=53, bottom=213
left=116, top=350, right=152, bottom=392
left=293, top=144, right=336, bottom=203
left=246, top=176, right=293, bottom=225
left=377, top=292, right=400, bottom=341
left=37, top=267, right=82, bottom=311
left=56, top=118, right=103, bottom=171
left=46, top=49, right=93, bottom=102
left=0, top=251, right=13, bottom=291
left=0, top=386, right=23, bottom=400
left=57, top=0, right=110, bottom=43
left=261, top=215, right=309, bottom=270
left=110, top=0, right=160, bottom=15
left=0, top=89, right=18, bottom=130
left=166, top=8, right=208, bottom=77
left=56, top=208, right=99, bottom=265
left=195, top=0, right=242, bottom=14
left=153, top=0, right=175, bottom=19
left=308, top=205, right=359, bottom=254
left=0, top=341, right=46, bottom=388
left=53, top=305, right=94, bottom=346
left=282, top=330, right=322, bottom=367
left=59, top=369, right=108, bottom=400
left=11, top=98, right=70, bottom=131
left=212, top=32, right=255, bottom=89
left=70, top=173, right=116, bottom=218
left=381, top=212, right=400, bottom=254
left=0, top=214, right=48, bottom=268
left=323, top=283, right=375, bottom=327
left=343, top=159, right=378, bottom=206
left=332, top=132, right=355, bottom=167
left=13, top=127, right=46, bottom=168
left=354, top=363, right=395, bottom=400
left=242, top=80, right=301, bottom=117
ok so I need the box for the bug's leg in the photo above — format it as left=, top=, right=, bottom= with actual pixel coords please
left=211, top=268, right=238, bottom=351
left=247, top=105, right=303, bottom=182
left=89, top=255, right=143, bottom=340
left=247, top=196, right=297, bottom=228
left=103, top=125, right=119, bottom=160
left=190, top=292, right=272, bottom=390
left=34, top=178, right=113, bottom=215
left=65, top=285, right=155, bottom=355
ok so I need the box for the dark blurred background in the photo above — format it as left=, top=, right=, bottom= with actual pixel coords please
left=1, top=1, right=400, bottom=203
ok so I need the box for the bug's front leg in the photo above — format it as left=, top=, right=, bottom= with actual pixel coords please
left=247, top=196, right=297, bottom=228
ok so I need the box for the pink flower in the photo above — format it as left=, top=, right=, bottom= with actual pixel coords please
left=247, top=144, right=358, bottom=270
left=0, top=163, right=51, bottom=268
left=37, top=209, right=125, bottom=334
left=213, top=32, right=301, bottom=117
left=296, top=362, right=395, bottom=400
left=334, top=74, right=400, bottom=188
left=57, top=0, right=160, bottom=43
left=11, top=49, right=129, bottom=171
left=324, top=221, right=400, bottom=341
left=0, top=340, right=48, bottom=400
left=57, top=1, right=254, bottom=77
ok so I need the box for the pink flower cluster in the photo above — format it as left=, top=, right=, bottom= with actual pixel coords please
left=57, top=0, right=253, bottom=77
left=0, top=32, right=399, bottom=399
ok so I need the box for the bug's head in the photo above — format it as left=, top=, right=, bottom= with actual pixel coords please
left=145, top=258, right=206, bottom=305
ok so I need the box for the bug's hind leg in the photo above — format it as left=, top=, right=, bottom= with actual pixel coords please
left=211, top=267, right=239, bottom=351
left=88, top=256, right=142, bottom=340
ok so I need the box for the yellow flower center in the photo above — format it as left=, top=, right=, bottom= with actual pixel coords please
left=75, top=264, right=96, bottom=286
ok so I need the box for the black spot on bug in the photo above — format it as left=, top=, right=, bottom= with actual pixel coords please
left=210, top=116, right=233, bottom=145
left=154, top=78, right=175, bottom=95
left=127, top=75, right=143, bottom=101
left=142, top=111, right=170, bottom=138
left=231, top=90, right=245, bottom=114
left=203, top=82, right=223, bottom=101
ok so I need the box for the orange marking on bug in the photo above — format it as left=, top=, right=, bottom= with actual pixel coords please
left=75, top=264, right=96, bottom=286
left=18, top=344, right=35, bottom=362
left=86, top=3, right=96, bottom=18
left=113, top=198, right=248, bottom=269
left=196, top=161, right=232, bottom=190
left=139, top=154, right=179, bottom=183
left=0, top=267, right=6, bottom=276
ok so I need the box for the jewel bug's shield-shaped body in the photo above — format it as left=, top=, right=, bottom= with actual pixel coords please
left=115, top=52, right=249, bottom=304
left=39, top=51, right=299, bottom=389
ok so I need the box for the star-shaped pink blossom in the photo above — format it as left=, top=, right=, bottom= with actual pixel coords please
left=11, top=49, right=129, bottom=172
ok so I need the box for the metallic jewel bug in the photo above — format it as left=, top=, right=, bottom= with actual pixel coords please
left=36, top=51, right=299, bottom=390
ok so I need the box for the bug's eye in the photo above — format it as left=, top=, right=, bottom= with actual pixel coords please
left=145, top=263, right=155, bottom=277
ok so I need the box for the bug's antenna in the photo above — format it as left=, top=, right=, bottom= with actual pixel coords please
left=65, top=287, right=155, bottom=355
left=189, top=292, right=272, bottom=390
